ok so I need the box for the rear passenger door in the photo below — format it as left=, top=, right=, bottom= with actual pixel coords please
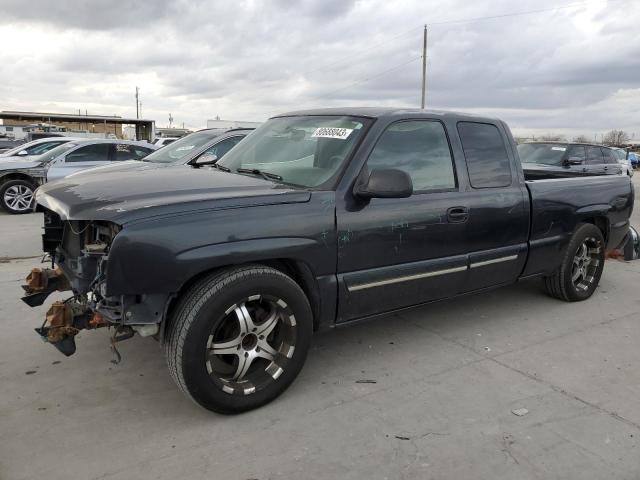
left=600, top=148, right=622, bottom=175
left=455, top=121, right=529, bottom=293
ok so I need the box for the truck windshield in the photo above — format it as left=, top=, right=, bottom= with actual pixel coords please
left=143, top=131, right=219, bottom=164
left=517, top=143, right=568, bottom=165
left=217, top=116, right=369, bottom=188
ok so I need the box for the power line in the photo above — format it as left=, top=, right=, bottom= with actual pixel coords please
left=314, top=55, right=422, bottom=100
left=303, top=0, right=625, bottom=78
left=304, top=25, right=423, bottom=76
left=428, top=0, right=625, bottom=25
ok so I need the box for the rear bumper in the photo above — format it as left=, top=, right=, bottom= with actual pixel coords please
left=609, top=221, right=631, bottom=251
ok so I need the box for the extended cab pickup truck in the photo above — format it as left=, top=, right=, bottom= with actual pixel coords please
left=22, top=108, right=634, bottom=413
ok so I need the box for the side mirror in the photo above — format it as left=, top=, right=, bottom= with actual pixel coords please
left=565, top=157, right=583, bottom=166
left=17, top=150, right=28, bottom=156
left=194, top=153, right=218, bottom=166
left=354, top=168, right=413, bottom=199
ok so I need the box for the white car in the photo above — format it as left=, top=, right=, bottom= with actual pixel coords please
left=0, top=139, right=157, bottom=214
left=611, top=147, right=634, bottom=177
left=0, top=137, right=80, bottom=159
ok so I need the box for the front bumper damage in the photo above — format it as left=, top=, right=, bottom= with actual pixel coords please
left=36, top=300, right=110, bottom=356
left=22, top=208, right=163, bottom=360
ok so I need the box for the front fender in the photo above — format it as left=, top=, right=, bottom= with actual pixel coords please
left=106, top=236, right=328, bottom=296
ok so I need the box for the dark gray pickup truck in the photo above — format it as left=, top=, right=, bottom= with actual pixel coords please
left=22, top=108, right=634, bottom=413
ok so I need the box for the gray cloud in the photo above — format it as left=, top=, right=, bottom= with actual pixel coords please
left=0, top=0, right=639, bottom=137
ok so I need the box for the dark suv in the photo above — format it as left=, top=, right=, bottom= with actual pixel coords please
left=517, top=142, right=622, bottom=178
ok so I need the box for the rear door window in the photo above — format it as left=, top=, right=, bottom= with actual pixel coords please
left=585, top=147, right=604, bottom=165
left=457, top=122, right=512, bottom=188
left=115, top=144, right=153, bottom=161
left=600, top=148, right=618, bottom=164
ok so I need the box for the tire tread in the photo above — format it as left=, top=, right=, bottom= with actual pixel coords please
left=164, top=265, right=305, bottom=409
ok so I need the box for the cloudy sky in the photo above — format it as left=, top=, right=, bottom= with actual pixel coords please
left=0, top=0, right=638, bottom=138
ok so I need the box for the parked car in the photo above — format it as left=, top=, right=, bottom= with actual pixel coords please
left=0, top=137, right=78, bottom=159
left=22, top=108, right=633, bottom=413
left=152, top=137, right=180, bottom=148
left=0, top=139, right=156, bottom=214
left=629, top=151, right=638, bottom=168
left=517, top=142, right=622, bottom=178
left=65, top=128, right=253, bottom=178
left=611, top=147, right=634, bottom=176
left=0, top=140, right=23, bottom=154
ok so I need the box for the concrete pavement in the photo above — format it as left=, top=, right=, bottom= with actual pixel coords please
left=0, top=175, right=639, bottom=480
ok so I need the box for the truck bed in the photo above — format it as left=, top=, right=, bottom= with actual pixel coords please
left=522, top=175, right=634, bottom=277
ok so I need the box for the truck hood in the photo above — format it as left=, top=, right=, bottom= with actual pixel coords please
left=0, top=156, right=42, bottom=170
left=35, top=164, right=310, bottom=224
left=65, top=160, right=155, bottom=177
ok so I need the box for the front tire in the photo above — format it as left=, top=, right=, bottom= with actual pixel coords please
left=543, top=223, right=605, bottom=301
left=164, top=265, right=313, bottom=414
left=0, top=179, right=36, bottom=214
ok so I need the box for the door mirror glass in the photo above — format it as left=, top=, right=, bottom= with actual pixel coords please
left=17, top=150, right=28, bottom=156
left=354, top=168, right=413, bottom=199
left=195, top=153, right=218, bottom=166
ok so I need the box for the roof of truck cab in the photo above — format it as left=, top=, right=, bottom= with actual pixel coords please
left=273, top=107, right=499, bottom=122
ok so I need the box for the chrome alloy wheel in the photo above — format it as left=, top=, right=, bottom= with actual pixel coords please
left=3, top=184, right=34, bottom=212
left=571, top=237, right=601, bottom=291
left=206, top=295, right=297, bottom=395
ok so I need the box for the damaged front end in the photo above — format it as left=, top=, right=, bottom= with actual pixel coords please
left=22, top=208, right=149, bottom=359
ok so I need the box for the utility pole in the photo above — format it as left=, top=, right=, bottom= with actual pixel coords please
left=421, top=24, right=428, bottom=109
left=135, top=86, right=140, bottom=119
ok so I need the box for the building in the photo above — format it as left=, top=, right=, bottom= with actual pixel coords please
left=0, top=111, right=156, bottom=141
left=0, top=124, right=27, bottom=140
left=155, top=127, right=192, bottom=138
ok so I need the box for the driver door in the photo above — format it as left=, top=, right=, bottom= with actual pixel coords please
left=46, top=143, right=113, bottom=181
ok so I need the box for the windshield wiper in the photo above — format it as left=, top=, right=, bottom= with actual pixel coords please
left=212, top=163, right=231, bottom=172
left=236, top=168, right=283, bottom=181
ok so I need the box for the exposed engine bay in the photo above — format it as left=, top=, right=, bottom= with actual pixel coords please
left=22, top=208, right=160, bottom=359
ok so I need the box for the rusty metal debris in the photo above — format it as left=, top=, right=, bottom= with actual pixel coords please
left=21, top=267, right=71, bottom=307
left=35, top=300, right=111, bottom=357
left=24, top=267, right=70, bottom=293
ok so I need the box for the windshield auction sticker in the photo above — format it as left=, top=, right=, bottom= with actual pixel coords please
left=311, top=127, right=354, bottom=140
left=551, top=147, right=567, bottom=151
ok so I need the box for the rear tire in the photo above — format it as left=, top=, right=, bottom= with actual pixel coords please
left=0, top=179, right=36, bottom=214
left=543, top=223, right=605, bottom=301
left=164, top=265, right=313, bottom=414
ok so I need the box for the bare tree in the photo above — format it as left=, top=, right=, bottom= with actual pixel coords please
left=603, top=130, right=630, bottom=146
left=539, top=133, right=566, bottom=142
left=572, top=135, right=590, bottom=143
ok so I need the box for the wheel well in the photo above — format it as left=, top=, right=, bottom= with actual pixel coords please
left=581, top=216, right=609, bottom=243
left=0, top=173, right=39, bottom=188
left=165, top=259, right=322, bottom=334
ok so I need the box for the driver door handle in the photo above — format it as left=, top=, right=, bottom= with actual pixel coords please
left=447, top=206, right=469, bottom=223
